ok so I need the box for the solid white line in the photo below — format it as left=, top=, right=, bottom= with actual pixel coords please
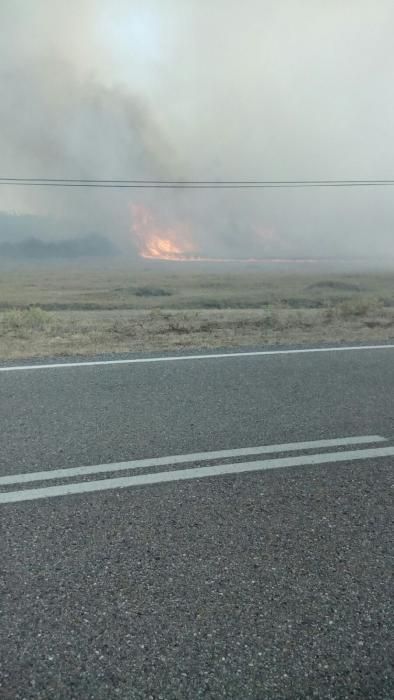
left=0, top=435, right=385, bottom=486
left=1, top=445, right=393, bottom=504
left=0, top=344, right=393, bottom=372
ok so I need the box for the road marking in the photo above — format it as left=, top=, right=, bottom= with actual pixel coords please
left=1, top=445, right=393, bottom=504
left=0, top=344, right=393, bottom=372
left=0, top=435, right=386, bottom=487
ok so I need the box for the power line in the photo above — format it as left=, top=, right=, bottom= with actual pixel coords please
left=1, top=177, right=394, bottom=189
left=2, top=177, right=394, bottom=183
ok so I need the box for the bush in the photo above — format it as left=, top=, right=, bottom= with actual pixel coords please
left=1, top=306, right=53, bottom=334
left=259, top=307, right=283, bottom=330
left=338, top=298, right=379, bottom=318
left=134, top=287, right=172, bottom=297
left=307, top=280, right=361, bottom=292
left=324, top=297, right=381, bottom=321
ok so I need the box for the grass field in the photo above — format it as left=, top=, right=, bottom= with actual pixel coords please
left=0, top=264, right=393, bottom=360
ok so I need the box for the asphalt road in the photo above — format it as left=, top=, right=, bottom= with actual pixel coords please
left=0, top=345, right=393, bottom=699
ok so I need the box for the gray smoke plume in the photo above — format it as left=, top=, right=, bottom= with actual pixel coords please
left=1, top=0, right=394, bottom=263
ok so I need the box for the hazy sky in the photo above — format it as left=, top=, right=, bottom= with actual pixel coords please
left=1, top=0, right=394, bottom=259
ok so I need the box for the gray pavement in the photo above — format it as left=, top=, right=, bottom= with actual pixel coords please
left=0, top=345, right=393, bottom=698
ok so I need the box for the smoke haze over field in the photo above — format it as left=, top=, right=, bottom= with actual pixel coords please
left=1, top=0, right=394, bottom=262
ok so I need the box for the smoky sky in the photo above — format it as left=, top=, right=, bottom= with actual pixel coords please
left=1, top=0, right=394, bottom=260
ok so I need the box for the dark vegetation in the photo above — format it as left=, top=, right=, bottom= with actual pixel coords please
left=0, top=234, right=116, bottom=260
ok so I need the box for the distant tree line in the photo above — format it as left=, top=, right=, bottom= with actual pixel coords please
left=0, top=234, right=116, bottom=259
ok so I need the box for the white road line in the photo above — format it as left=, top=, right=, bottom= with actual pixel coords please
left=1, top=445, right=393, bottom=504
left=0, top=344, right=393, bottom=372
left=0, top=435, right=386, bottom=487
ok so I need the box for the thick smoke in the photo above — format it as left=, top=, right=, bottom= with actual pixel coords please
left=1, top=0, right=394, bottom=262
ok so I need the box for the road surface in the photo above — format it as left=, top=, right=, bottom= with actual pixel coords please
left=0, top=344, right=393, bottom=699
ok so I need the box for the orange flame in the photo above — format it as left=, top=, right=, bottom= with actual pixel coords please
left=131, top=203, right=318, bottom=264
left=131, top=203, right=197, bottom=260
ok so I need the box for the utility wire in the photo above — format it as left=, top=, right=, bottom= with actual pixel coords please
left=1, top=178, right=394, bottom=189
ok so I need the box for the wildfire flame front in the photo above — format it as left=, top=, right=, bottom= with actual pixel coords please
left=131, top=203, right=197, bottom=261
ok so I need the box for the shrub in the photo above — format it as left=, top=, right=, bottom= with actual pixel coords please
left=307, top=280, right=361, bottom=292
left=338, top=297, right=379, bottom=318
left=323, top=297, right=383, bottom=321
left=1, top=306, right=53, bottom=334
left=134, top=286, right=172, bottom=297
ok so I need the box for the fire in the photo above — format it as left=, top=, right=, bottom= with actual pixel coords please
left=131, top=203, right=198, bottom=260
left=131, top=203, right=318, bottom=265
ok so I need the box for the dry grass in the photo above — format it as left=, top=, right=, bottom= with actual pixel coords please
left=0, top=264, right=393, bottom=360
left=1, top=264, right=394, bottom=310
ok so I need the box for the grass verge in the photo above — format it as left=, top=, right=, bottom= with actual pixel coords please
left=0, top=267, right=393, bottom=359
left=0, top=302, right=393, bottom=361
